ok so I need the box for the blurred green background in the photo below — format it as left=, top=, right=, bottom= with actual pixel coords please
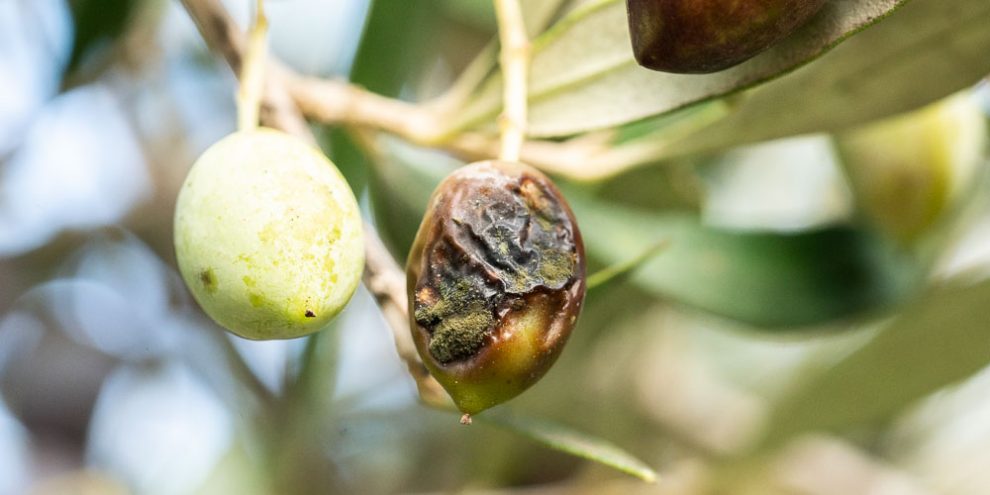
left=2, top=0, right=990, bottom=494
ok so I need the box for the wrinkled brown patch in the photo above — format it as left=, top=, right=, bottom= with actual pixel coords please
left=411, top=162, right=584, bottom=364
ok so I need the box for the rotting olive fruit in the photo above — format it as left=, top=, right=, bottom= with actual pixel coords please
left=626, top=0, right=828, bottom=74
left=174, top=128, right=364, bottom=340
left=406, top=161, right=586, bottom=415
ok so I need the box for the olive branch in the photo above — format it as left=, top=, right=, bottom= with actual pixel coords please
left=179, top=0, right=535, bottom=413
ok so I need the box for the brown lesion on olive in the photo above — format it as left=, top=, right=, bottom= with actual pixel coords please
left=519, top=178, right=553, bottom=218
left=428, top=302, right=493, bottom=364
left=412, top=165, right=582, bottom=365
left=305, top=310, right=316, bottom=318
left=414, top=269, right=498, bottom=364
left=199, top=268, right=218, bottom=294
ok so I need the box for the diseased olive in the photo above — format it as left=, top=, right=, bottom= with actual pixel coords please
left=406, top=161, right=586, bottom=415
left=626, top=0, right=828, bottom=73
left=174, top=128, right=364, bottom=340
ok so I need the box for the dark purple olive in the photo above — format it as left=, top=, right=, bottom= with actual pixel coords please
left=626, top=0, right=828, bottom=73
left=406, top=161, right=586, bottom=415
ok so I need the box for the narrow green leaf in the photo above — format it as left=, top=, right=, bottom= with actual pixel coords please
left=437, top=0, right=496, bottom=30
left=368, top=139, right=458, bottom=260
left=451, top=0, right=909, bottom=137
left=324, top=0, right=439, bottom=194
left=567, top=190, right=923, bottom=328
left=587, top=240, right=668, bottom=291
left=348, top=0, right=435, bottom=96
left=577, top=157, right=705, bottom=211
left=664, top=0, right=990, bottom=158
left=438, top=0, right=579, bottom=108
left=761, top=279, right=990, bottom=448
left=479, top=411, right=658, bottom=483
left=64, top=0, right=141, bottom=83
left=288, top=328, right=341, bottom=412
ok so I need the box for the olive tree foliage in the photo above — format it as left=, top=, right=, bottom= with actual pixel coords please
left=6, top=0, right=990, bottom=492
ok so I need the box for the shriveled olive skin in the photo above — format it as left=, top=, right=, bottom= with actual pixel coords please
left=626, top=0, right=828, bottom=73
left=406, top=161, right=586, bottom=415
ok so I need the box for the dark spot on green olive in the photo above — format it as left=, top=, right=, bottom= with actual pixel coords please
left=305, top=310, right=316, bottom=318
left=199, top=268, right=218, bottom=294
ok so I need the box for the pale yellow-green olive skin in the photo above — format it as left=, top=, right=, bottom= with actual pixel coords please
left=835, top=93, right=987, bottom=243
left=174, top=128, right=364, bottom=340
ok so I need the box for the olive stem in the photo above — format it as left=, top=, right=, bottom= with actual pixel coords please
left=362, top=221, right=454, bottom=410
left=284, top=73, right=438, bottom=144
left=493, top=0, right=530, bottom=162
left=236, top=0, right=267, bottom=132
left=182, top=0, right=684, bottom=182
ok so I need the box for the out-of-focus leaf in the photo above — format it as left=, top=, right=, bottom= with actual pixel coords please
left=348, top=0, right=434, bottom=97
left=834, top=92, right=988, bottom=244
left=438, top=0, right=569, bottom=33
left=760, top=278, right=990, bottom=448
left=323, top=129, right=369, bottom=196
left=195, top=442, right=273, bottom=495
left=436, top=0, right=576, bottom=107
left=437, top=0, right=495, bottom=30
left=567, top=190, right=923, bottom=328
left=368, top=139, right=458, bottom=261
left=449, top=0, right=908, bottom=137
left=289, top=328, right=341, bottom=410
left=65, top=0, right=140, bottom=79
left=663, top=0, right=990, bottom=158
left=587, top=240, right=668, bottom=291
left=325, top=0, right=435, bottom=193
left=353, top=0, right=574, bottom=254
left=585, top=158, right=706, bottom=211
left=479, top=411, right=658, bottom=483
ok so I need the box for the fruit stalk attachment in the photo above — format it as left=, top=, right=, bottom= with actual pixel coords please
left=237, top=0, right=268, bottom=131
left=494, top=0, right=530, bottom=162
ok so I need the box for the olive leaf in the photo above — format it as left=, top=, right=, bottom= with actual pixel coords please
left=448, top=0, right=909, bottom=137
left=478, top=411, right=658, bottom=483
left=586, top=240, right=668, bottom=291
left=438, top=0, right=583, bottom=107
left=566, top=190, right=923, bottom=328
left=661, top=0, right=990, bottom=159
left=326, top=0, right=450, bottom=198
left=64, top=0, right=142, bottom=84
left=759, top=278, right=990, bottom=449
left=368, top=138, right=459, bottom=261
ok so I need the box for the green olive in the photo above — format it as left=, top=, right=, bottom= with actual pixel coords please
left=174, top=128, right=364, bottom=340
left=835, top=94, right=987, bottom=243
left=407, top=161, right=586, bottom=415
